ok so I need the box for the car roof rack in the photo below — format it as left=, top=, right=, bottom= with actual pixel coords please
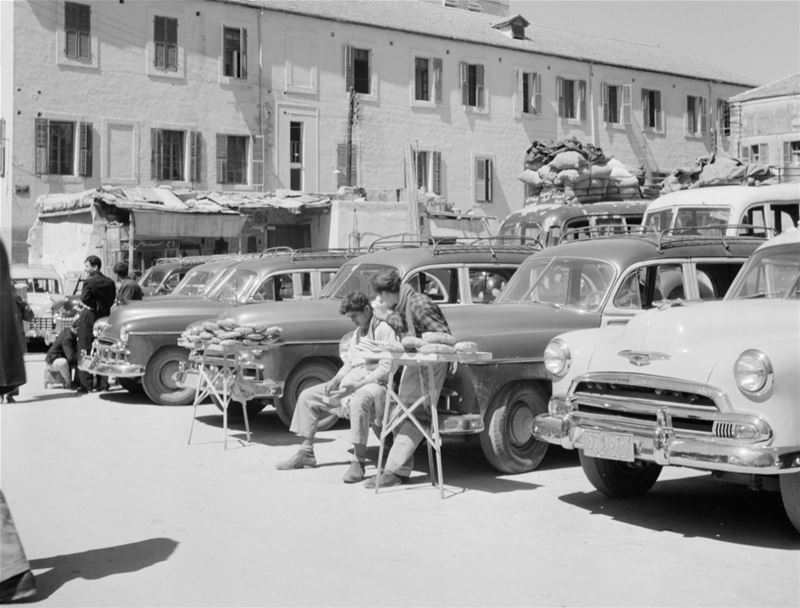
left=432, top=236, right=543, bottom=258
left=557, top=224, right=655, bottom=244
left=367, top=233, right=433, bottom=252
left=153, top=254, right=225, bottom=266
left=656, top=226, right=772, bottom=251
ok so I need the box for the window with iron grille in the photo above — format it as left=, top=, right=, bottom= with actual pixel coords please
left=154, top=16, right=178, bottom=71
left=151, top=129, right=185, bottom=181
left=460, top=62, right=485, bottom=108
left=475, top=157, right=493, bottom=203
left=65, top=2, right=90, bottom=60
left=216, top=134, right=248, bottom=184
left=34, top=119, right=92, bottom=176
left=223, top=26, right=247, bottom=79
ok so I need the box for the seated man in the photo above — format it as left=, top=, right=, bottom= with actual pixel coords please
left=276, top=292, right=399, bottom=483
left=44, top=320, right=79, bottom=388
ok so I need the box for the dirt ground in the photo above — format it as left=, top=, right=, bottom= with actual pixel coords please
left=2, top=352, right=799, bottom=607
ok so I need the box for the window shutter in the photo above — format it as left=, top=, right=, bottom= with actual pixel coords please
left=759, top=144, right=768, bottom=164
left=514, top=69, right=523, bottom=117
left=578, top=80, right=587, bottom=121
left=79, top=121, right=92, bottom=177
left=344, top=45, right=354, bottom=91
left=621, top=84, right=632, bottom=125
left=0, top=118, right=5, bottom=178
left=486, top=159, right=493, bottom=202
left=533, top=73, right=542, bottom=114
left=784, top=141, right=792, bottom=165
left=433, top=58, right=442, bottom=104
left=460, top=62, right=468, bottom=105
left=190, top=131, right=201, bottom=182
left=642, top=90, right=650, bottom=126
left=655, top=91, right=663, bottom=131
left=251, top=134, right=264, bottom=189
left=151, top=128, right=163, bottom=181
left=475, top=158, right=485, bottom=202
left=432, top=151, right=442, bottom=195
left=240, top=28, right=247, bottom=79
left=700, top=98, right=708, bottom=134
left=216, top=134, right=227, bottom=182
left=154, top=17, right=164, bottom=68
left=556, top=77, right=564, bottom=117
left=476, top=64, right=485, bottom=109
left=35, top=118, right=48, bottom=176
left=685, top=97, right=692, bottom=134
left=740, top=145, right=750, bottom=163
left=601, top=83, right=609, bottom=122
left=336, top=143, right=357, bottom=187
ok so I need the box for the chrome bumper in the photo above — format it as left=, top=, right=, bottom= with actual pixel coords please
left=177, top=367, right=283, bottom=400
left=78, top=341, right=145, bottom=378
left=533, top=412, right=800, bottom=475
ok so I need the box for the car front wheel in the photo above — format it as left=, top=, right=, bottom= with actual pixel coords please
left=579, top=451, right=662, bottom=498
left=779, top=472, right=800, bottom=534
left=479, top=383, right=549, bottom=474
left=142, top=347, right=195, bottom=406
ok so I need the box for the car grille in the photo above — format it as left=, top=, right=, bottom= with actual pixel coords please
left=571, top=375, right=722, bottom=434
left=31, top=315, right=53, bottom=332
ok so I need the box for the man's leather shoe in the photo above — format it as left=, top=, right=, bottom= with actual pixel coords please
left=364, top=471, right=409, bottom=489
left=0, top=570, right=36, bottom=602
left=275, top=450, right=316, bottom=470
left=342, top=460, right=366, bottom=484
left=74, top=388, right=89, bottom=395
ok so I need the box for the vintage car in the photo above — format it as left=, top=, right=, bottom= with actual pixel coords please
left=498, top=200, right=650, bottom=247
left=533, top=229, right=800, bottom=532
left=10, top=264, right=64, bottom=344
left=643, top=183, right=800, bottom=236
left=437, top=233, right=766, bottom=474
left=191, top=240, right=538, bottom=426
left=139, top=255, right=213, bottom=297
left=80, top=249, right=350, bottom=405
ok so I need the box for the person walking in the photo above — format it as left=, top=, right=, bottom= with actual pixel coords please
left=112, top=261, right=143, bottom=307
left=75, top=256, right=115, bottom=395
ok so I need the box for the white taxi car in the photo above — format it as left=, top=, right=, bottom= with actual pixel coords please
left=533, top=229, right=800, bottom=532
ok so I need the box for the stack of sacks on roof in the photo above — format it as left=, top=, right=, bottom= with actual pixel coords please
left=660, top=152, right=778, bottom=194
left=518, top=137, right=641, bottom=204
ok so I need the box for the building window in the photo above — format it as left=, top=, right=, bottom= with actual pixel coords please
left=223, top=26, right=247, bottom=79
left=414, top=57, right=442, bottom=104
left=475, top=157, right=493, bottom=203
left=414, top=150, right=442, bottom=195
left=557, top=77, right=586, bottom=120
left=686, top=95, right=707, bottom=136
left=717, top=99, right=730, bottom=136
left=289, top=122, right=303, bottom=191
left=741, top=143, right=768, bottom=164
left=152, top=129, right=185, bottom=181
left=642, top=89, right=662, bottom=130
left=65, top=2, right=90, bottom=60
left=154, top=16, right=178, bottom=71
left=216, top=134, right=248, bottom=185
left=784, top=141, right=800, bottom=166
left=460, top=62, right=485, bottom=108
left=345, top=46, right=371, bottom=94
left=516, top=71, right=541, bottom=115
left=34, top=118, right=92, bottom=177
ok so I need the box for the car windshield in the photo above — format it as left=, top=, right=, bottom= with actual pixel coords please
left=645, top=206, right=731, bottom=233
left=322, top=263, right=396, bottom=299
left=496, top=256, right=616, bottom=312
left=726, top=244, right=800, bottom=300
left=209, top=268, right=259, bottom=303
left=13, top=278, right=60, bottom=294
left=140, top=268, right=167, bottom=288
left=172, top=267, right=221, bottom=296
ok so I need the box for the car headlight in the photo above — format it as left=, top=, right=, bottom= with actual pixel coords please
left=734, top=349, right=773, bottom=397
left=119, top=326, right=130, bottom=346
left=544, top=338, right=571, bottom=378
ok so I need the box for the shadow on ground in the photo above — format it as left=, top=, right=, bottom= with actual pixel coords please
left=29, top=537, right=178, bottom=600
left=559, top=475, right=800, bottom=549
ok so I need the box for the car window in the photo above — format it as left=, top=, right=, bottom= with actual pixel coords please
left=406, top=268, right=459, bottom=303
left=613, top=269, right=645, bottom=309
left=252, top=277, right=278, bottom=302
left=653, top=264, right=685, bottom=301
left=296, top=272, right=312, bottom=298
left=693, top=262, right=741, bottom=301
left=644, top=209, right=672, bottom=232
left=772, top=202, right=800, bottom=233
left=279, top=273, right=295, bottom=300
left=320, top=270, right=337, bottom=290
left=468, top=268, right=514, bottom=303
left=727, top=244, right=800, bottom=299
left=613, top=263, right=684, bottom=308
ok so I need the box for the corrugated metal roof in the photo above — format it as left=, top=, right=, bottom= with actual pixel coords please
left=728, top=73, right=800, bottom=103
left=223, top=0, right=754, bottom=85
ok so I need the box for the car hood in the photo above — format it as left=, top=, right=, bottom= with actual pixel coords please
left=584, top=299, right=800, bottom=383
left=101, top=296, right=223, bottom=338
left=443, top=303, right=600, bottom=360
left=217, top=299, right=351, bottom=341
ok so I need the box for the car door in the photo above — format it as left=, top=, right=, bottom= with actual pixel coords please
left=601, top=261, right=688, bottom=326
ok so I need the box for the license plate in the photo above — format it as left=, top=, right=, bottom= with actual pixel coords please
left=582, top=430, right=635, bottom=462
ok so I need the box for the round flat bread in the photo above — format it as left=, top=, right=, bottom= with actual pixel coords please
left=421, top=331, right=457, bottom=346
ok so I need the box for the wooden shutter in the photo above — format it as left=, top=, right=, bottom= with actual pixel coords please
left=653, top=91, right=662, bottom=131
left=758, top=144, right=768, bottom=164
left=460, top=62, right=469, bottom=105
left=784, top=141, right=792, bottom=166
left=433, top=58, right=442, bottom=104
left=251, top=134, right=264, bottom=189
left=65, top=3, right=78, bottom=57
left=556, top=77, right=564, bottom=117
left=475, top=64, right=485, bottom=109
left=700, top=98, right=708, bottom=135
left=35, top=118, right=48, bottom=176
left=216, top=134, right=227, bottom=182
left=0, top=118, right=5, bottom=178
left=79, top=121, right=92, bottom=177
left=515, top=70, right=524, bottom=117
left=190, top=131, right=201, bottom=182
left=601, top=83, right=609, bottom=122
left=578, top=80, right=586, bottom=121
left=475, top=158, right=491, bottom=202
left=621, top=84, right=632, bottom=125
left=486, top=159, right=493, bottom=201
left=432, top=151, right=442, bottom=195
left=344, top=45, right=354, bottom=91
left=686, top=96, right=693, bottom=134
left=240, top=28, right=247, bottom=79
left=533, top=73, right=541, bottom=114
left=740, top=145, right=750, bottom=162
left=642, top=90, right=650, bottom=127
left=154, top=17, right=165, bottom=68
left=151, top=128, right=163, bottom=181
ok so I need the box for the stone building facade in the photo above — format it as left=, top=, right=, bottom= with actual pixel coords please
left=0, top=0, right=752, bottom=261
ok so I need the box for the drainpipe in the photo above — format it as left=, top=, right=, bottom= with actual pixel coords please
left=588, top=62, right=597, bottom=146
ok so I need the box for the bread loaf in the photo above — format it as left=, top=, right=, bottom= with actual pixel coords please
left=454, top=341, right=478, bottom=353
left=421, top=331, right=457, bottom=346
left=418, top=343, right=456, bottom=354
left=401, top=336, right=425, bottom=351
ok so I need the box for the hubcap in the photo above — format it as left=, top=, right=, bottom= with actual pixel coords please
left=509, top=402, right=535, bottom=447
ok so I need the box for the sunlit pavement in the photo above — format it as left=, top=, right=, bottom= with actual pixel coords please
left=2, top=352, right=798, bottom=607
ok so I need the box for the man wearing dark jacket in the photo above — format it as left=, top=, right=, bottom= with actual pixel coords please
left=45, top=321, right=79, bottom=388
left=76, top=256, right=116, bottom=394
left=113, top=261, right=143, bottom=306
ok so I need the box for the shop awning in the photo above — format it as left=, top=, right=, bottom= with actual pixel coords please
left=132, top=209, right=246, bottom=239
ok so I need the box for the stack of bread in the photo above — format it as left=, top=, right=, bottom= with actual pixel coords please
left=180, top=318, right=283, bottom=349
left=399, top=332, right=478, bottom=355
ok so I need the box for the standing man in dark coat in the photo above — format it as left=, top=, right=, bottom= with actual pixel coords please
left=0, top=239, right=26, bottom=401
left=75, top=255, right=116, bottom=394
